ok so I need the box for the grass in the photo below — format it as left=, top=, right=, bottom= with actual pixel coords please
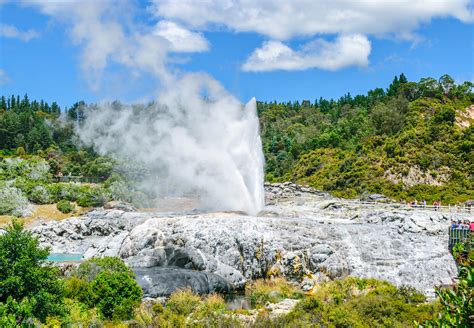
left=245, top=278, right=304, bottom=307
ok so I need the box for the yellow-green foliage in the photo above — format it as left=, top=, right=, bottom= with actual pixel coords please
left=166, top=288, right=202, bottom=316
left=260, top=76, right=474, bottom=204
left=256, top=277, right=440, bottom=328
left=151, top=290, right=241, bottom=328
left=246, top=278, right=303, bottom=307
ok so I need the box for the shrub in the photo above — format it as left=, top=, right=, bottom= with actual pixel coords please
left=29, top=185, right=51, bottom=204
left=0, top=297, right=35, bottom=327
left=0, top=220, right=65, bottom=322
left=56, top=200, right=74, bottom=213
left=0, top=186, right=29, bottom=216
left=166, top=289, right=201, bottom=316
left=90, top=270, right=142, bottom=320
left=68, top=257, right=142, bottom=320
left=64, top=276, right=91, bottom=305
left=256, top=277, right=440, bottom=327
left=76, top=187, right=109, bottom=207
left=245, top=278, right=303, bottom=307
left=27, top=160, right=51, bottom=181
left=422, top=265, right=474, bottom=327
left=76, top=257, right=134, bottom=282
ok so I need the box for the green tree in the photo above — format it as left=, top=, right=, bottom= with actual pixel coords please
left=69, top=257, right=142, bottom=320
left=0, top=220, right=65, bottom=323
left=90, top=270, right=142, bottom=320
left=422, top=266, right=473, bottom=327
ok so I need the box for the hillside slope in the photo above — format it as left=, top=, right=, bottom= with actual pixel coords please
left=259, top=75, right=474, bottom=203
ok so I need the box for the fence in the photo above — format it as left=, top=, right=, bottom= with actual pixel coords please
left=53, top=176, right=105, bottom=184
left=448, top=227, right=472, bottom=250
left=346, top=200, right=473, bottom=214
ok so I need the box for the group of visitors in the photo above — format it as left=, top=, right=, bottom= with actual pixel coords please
left=451, top=219, right=474, bottom=231
left=408, top=199, right=429, bottom=208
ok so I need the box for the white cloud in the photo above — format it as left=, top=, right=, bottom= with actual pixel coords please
left=151, top=0, right=473, bottom=40
left=154, top=20, right=209, bottom=52
left=242, top=34, right=371, bottom=72
left=0, top=24, right=39, bottom=41
left=24, top=1, right=181, bottom=90
left=0, top=69, right=11, bottom=85
left=150, top=0, right=473, bottom=72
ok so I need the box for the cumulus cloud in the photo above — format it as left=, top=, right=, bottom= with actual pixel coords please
left=154, top=20, right=209, bottom=52
left=150, top=0, right=473, bottom=71
left=151, top=0, right=473, bottom=40
left=242, top=34, right=371, bottom=72
left=24, top=0, right=205, bottom=89
left=0, top=24, right=38, bottom=41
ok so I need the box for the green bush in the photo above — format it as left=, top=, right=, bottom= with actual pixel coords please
left=76, top=187, right=109, bottom=207
left=166, top=289, right=201, bottom=316
left=246, top=278, right=303, bottom=307
left=76, top=256, right=133, bottom=282
left=67, top=257, right=142, bottom=320
left=0, top=220, right=65, bottom=323
left=90, top=270, right=142, bottom=320
left=422, top=265, right=474, bottom=327
left=0, top=186, right=29, bottom=216
left=256, top=277, right=439, bottom=327
left=29, top=185, right=51, bottom=204
left=57, top=200, right=74, bottom=213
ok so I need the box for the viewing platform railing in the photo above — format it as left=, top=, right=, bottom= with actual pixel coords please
left=346, top=200, right=473, bottom=214
left=448, top=227, right=472, bottom=250
left=53, top=176, right=105, bottom=184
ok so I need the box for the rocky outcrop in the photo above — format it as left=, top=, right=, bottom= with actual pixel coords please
left=384, top=166, right=450, bottom=187
left=135, top=267, right=232, bottom=297
left=31, top=185, right=465, bottom=297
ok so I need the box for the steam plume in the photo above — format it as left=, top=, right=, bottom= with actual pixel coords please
left=77, top=73, right=265, bottom=215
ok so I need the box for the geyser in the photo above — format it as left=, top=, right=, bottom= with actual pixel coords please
left=76, top=73, right=265, bottom=215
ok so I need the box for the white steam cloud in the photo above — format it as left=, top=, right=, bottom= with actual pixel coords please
left=23, top=0, right=265, bottom=214
left=77, top=73, right=265, bottom=215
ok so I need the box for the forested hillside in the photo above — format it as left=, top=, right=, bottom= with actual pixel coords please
left=259, top=74, right=474, bottom=203
left=0, top=74, right=473, bottom=215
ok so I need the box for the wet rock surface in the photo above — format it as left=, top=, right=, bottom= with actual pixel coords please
left=31, top=184, right=467, bottom=296
left=135, top=267, right=232, bottom=297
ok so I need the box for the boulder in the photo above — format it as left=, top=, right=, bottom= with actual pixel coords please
left=135, top=267, right=232, bottom=297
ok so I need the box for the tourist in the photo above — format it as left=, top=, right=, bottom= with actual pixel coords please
left=451, top=220, right=457, bottom=229
left=470, top=221, right=474, bottom=231
left=422, top=200, right=426, bottom=208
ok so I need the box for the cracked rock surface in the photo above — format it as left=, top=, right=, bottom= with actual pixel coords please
left=31, top=183, right=464, bottom=296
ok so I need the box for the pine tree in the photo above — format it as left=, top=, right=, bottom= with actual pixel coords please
left=399, top=73, right=408, bottom=84
left=0, top=96, right=6, bottom=110
left=10, top=95, right=16, bottom=110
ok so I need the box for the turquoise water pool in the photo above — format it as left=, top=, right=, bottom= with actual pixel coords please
left=47, top=253, right=83, bottom=262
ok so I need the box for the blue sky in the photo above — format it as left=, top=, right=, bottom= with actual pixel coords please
left=0, top=1, right=473, bottom=109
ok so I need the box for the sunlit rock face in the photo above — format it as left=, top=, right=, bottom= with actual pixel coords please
left=31, top=184, right=463, bottom=296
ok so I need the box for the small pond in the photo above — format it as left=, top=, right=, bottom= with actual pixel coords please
left=47, top=253, right=83, bottom=262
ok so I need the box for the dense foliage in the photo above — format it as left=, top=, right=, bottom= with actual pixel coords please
left=56, top=200, right=74, bottom=213
left=0, top=220, right=65, bottom=323
left=0, top=220, right=466, bottom=327
left=421, top=265, right=473, bottom=327
left=66, top=257, right=142, bottom=320
left=259, top=74, right=473, bottom=202
left=253, top=277, right=439, bottom=327
left=1, top=74, right=473, bottom=207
